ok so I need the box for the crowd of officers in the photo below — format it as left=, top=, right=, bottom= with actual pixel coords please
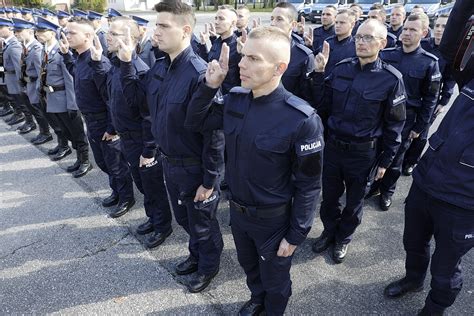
left=0, top=1, right=472, bottom=315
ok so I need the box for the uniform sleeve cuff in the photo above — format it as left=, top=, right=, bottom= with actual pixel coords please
left=285, top=228, right=307, bottom=246
left=141, top=148, right=156, bottom=159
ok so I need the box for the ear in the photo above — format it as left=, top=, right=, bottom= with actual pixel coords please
left=183, top=25, right=192, bottom=38
left=379, top=37, right=387, bottom=50
left=274, top=62, right=288, bottom=76
left=421, top=28, right=428, bottom=38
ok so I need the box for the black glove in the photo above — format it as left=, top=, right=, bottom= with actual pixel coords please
left=68, top=110, right=78, bottom=120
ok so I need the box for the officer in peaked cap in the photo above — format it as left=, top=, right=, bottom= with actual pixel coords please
left=72, top=9, right=88, bottom=19
left=107, top=8, right=122, bottom=19
left=12, top=17, right=52, bottom=140
left=20, top=8, right=34, bottom=22
left=87, top=10, right=108, bottom=56
left=130, top=15, right=155, bottom=67
left=56, top=10, right=71, bottom=29
left=34, top=16, right=90, bottom=166
left=0, top=17, right=34, bottom=127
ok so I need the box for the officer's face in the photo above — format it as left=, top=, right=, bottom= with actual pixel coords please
left=433, top=17, right=448, bottom=43
left=390, top=8, right=405, bottom=27
left=368, top=11, right=384, bottom=23
left=107, top=21, right=126, bottom=53
left=335, top=13, right=354, bottom=37
left=66, top=23, right=90, bottom=49
left=401, top=20, right=426, bottom=47
left=270, top=8, right=295, bottom=35
left=321, top=8, right=336, bottom=27
left=236, top=9, right=250, bottom=29
left=14, top=29, right=29, bottom=42
left=35, top=30, right=54, bottom=44
left=239, top=38, right=283, bottom=91
left=153, top=12, right=190, bottom=54
left=355, top=24, right=386, bottom=59
left=350, top=7, right=362, bottom=20
left=214, top=9, right=236, bottom=35
left=58, top=17, right=68, bottom=28
left=0, top=26, right=11, bottom=39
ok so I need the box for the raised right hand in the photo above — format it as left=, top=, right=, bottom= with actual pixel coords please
left=116, top=27, right=134, bottom=62
left=237, top=28, right=247, bottom=54
left=205, top=43, right=229, bottom=89
left=314, top=40, right=330, bottom=72
left=90, top=34, right=103, bottom=61
left=58, top=32, right=69, bottom=54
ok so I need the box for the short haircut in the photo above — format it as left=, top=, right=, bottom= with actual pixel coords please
left=275, top=2, right=298, bottom=22
left=68, top=17, right=95, bottom=32
left=360, top=18, right=387, bottom=39
left=369, top=5, right=386, bottom=21
left=413, top=5, right=424, bottom=9
left=392, top=4, right=406, bottom=13
left=407, top=12, right=430, bottom=30
left=237, top=4, right=250, bottom=12
left=337, top=9, right=356, bottom=22
left=370, top=3, right=385, bottom=11
left=154, top=0, right=196, bottom=28
left=248, top=26, right=291, bottom=63
left=218, top=5, right=238, bottom=18
left=349, top=3, right=362, bottom=10
left=325, top=5, right=338, bottom=12
left=110, top=16, right=141, bottom=45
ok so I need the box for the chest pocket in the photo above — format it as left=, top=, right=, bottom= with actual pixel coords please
left=428, top=133, right=444, bottom=151
left=255, top=135, right=291, bottom=154
left=357, top=89, right=385, bottom=121
left=331, top=79, right=350, bottom=114
left=406, top=69, right=426, bottom=99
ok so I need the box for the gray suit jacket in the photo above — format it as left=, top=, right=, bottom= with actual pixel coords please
left=39, top=43, right=78, bottom=113
left=24, top=40, right=43, bottom=104
left=3, top=36, right=22, bottom=94
left=138, top=37, right=156, bottom=68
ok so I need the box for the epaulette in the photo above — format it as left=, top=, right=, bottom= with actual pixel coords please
left=325, top=35, right=336, bottom=42
left=387, top=32, right=397, bottom=40
left=335, top=57, right=356, bottom=66
left=285, top=95, right=314, bottom=117
left=229, top=86, right=251, bottom=94
left=382, top=46, right=398, bottom=52
left=421, top=49, right=439, bottom=61
left=295, top=42, right=313, bottom=56
left=382, top=62, right=403, bottom=80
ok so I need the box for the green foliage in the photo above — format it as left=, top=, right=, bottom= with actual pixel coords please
left=11, top=0, right=44, bottom=8
left=74, top=0, right=106, bottom=12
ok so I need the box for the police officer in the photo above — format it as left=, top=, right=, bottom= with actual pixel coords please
left=12, top=18, right=53, bottom=144
left=34, top=17, right=88, bottom=163
left=20, top=8, right=34, bottom=22
left=106, top=8, right=122, bottom=26
left=388, top=4, right=405, bottom=40
left=0, top=17, right=35, bottom=129
left=311, top=19, right=406, bottom=263
left=72, top=9, right=88, bottom=19
left=235, top=4, right=250, bottom=38
left=89, top=16, right=173, bottom=248
left=304, top=5, right=336, bottom=55
left=368, top=13, right=441, bottom=211
left=119, top=0, right=224, bottom=293
left=59, top=17, right=136, bottom=212
left=88, top=11, right=108, bottom=57
left=402, top=14, right=456, bottom=176
left=57, top=10, right=71, bottom=31
left=42, top=9, right=57, bottom=23
left=130, top=15, right=156, bottom=68
left=349, top=3, right=363, bottom=35
left=270, top=2, right=314, bottom=101
left=368, top=4, right=398, bottom=48
left=186, top=25, right=324, bottom=316
left=198, top=5, right=240, bottom=94
left=384, top=2, right=474, bottom=314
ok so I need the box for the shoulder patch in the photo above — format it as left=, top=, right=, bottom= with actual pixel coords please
left=285, top=95, right=315, bottom=117
left=295, top=42, right=313, bottom=56
left=421, top=50, right=439, bottom=61
left=229, top=86, right=251, bottom=94
left=382, top=62, right=403, bottom=80
left=335, top=57, right=356, bottom=66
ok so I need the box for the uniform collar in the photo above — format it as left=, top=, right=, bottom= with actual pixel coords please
left=3, top=35, right=15, bottom=45
left=335, top=35, right=352, bottom=44
left=359, top=57, right=382, bottom=72
left=165, top=45, right=193, bottom=69
left=252, top=84, right=286, bottom=103
left=324, top=24, right=335, bottom=33
left=78, top=48, right=91, bottom=60
left=402, top=44, right=422, bottom=55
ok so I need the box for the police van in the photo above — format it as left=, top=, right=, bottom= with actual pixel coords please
left=405, top=0, right=455, bottom=26
left=354, top=0, right=404, bottom=21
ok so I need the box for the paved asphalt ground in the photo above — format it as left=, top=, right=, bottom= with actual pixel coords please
left=0, top=11, right=473, bottom=316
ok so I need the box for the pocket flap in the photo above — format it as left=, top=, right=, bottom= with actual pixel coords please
left=255, top=135, right=291, bottom=153
left=460, top=144, right=474, bottom=168
left=363, top=90, right=385, bottom=101
left=408, top=69, right=425, bottom=79
left=428, top=133, right=445, bottom=151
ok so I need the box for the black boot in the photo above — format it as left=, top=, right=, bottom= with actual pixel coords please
left=0, top=104, right=13, bottom=117
left=66, top=151, right=81, bottom=173
left=51, top=146, right=72, bottom=161
left=17, top=119, right=37, bottom=134
left=48, top=137, right=68, bottom=156
left=72, top=151, right=92, bottom=178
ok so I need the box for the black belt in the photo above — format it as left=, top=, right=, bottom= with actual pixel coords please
left=229, top=200, right=290, bottom=219
left=118, top=130, right=142, bottom=140
left=24, top=76, right=37, bottom=83
left=43, top=85, right=65, bottom=93
left=161, top=154, right=201, bottom=167
left=329, top=136, right=376, bottom=151
left=83, top=111, right=107, bottom=120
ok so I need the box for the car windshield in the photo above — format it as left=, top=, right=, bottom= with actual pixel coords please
left=313, top=0, right=337, bottom=3
left=288, top=0, right=304, bottom=3
left=355, top=0, right=382, bottom=4
left=406, top=0, right=438, bottom=3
